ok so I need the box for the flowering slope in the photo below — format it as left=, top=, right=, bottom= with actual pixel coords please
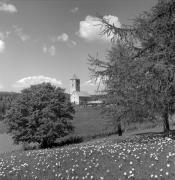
left=0, top=135, right=175, bottom=179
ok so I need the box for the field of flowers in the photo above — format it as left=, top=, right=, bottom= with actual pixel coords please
left=0, top=134, right=175, bottom=180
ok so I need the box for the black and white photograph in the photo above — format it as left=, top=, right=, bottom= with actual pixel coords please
left=0, top=0, right=175, bottom=179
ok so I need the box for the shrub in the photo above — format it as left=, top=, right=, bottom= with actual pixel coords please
left=55, top=135, right=84, bottom=147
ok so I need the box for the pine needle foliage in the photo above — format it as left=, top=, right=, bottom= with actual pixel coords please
left=89, top=0, right=175, bottom=134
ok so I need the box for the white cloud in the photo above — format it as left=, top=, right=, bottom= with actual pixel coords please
left=82, top=79, right=103, bottom=94
left=67, top=40, right=77, bottom=48
left=71, top=40, right=77, bottom=46
left=13, top=75, right=62, bottom=89
left=13, top=26, right=30, bottom=42
left=70, top=7, right=79, bottom=13
left=43, top=45, right=47, bottom=54
left=83, top=77, right=102, bottom=87
left=0, top=31, right=10, bottom=40
left=0, top=31, right=11, bottom=53
left=43, top=45, right=56, bottom=56
left=84, top=79, right=96, bottom=86
left=0, top=40, right=5, bottom=53
left=82, top=77, right=107, bottom=94
left=48, top=46, right=56, bottom=56
left=53, top=33, right=69, bottom=42
left=77, top=15, right=121, bottom=42
left=0, top=84, right=4, bottom=89
left=0, top=2, right=17, bottom=13
left=51, top=32, right=78, bottom=47
left=51, top=33, right=77, bottom=47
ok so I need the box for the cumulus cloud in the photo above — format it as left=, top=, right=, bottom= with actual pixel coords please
left=77, top=15, right=121, bottom=42
left=82, top=76, right=107, bottom=94
left=83, top=79, right=96, bottom=86
left=71, top=40, right=77, bottom=46
left=43, top=45, right=47, bottom=54
left=0, top=31, right=10, bottom=40
left=48, top=46, right=56, bottom=56
left=51, top=33, right=77, bottom=47
left=13, top=75, right=62, bottom=89
left=43, top=45, right=56, bottom=56
left=0, top=84, right=4, bottom=89
left=67, top=40, right=77, bottom=48
left=0, top=40, right=5, bottom=53
left=82, top=78, right=103, bottom=94
left=52, top=33, right=69, bottom=43
left=0, top=2, right=17, bottom=13
left=83, top=77, right=102, bottom=87
left=0, top=31, right=11, bottom=53
left=70, top=7, right=79, bottom=13
left=13, top=26, right=30, bottom=42
left=57, top=33, right=69, bottom=42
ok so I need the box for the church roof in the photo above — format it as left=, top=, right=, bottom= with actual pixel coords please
left=77, top=91, right=91, bottom=97
left=70, top=74, right=79, bottom=80
left=72, top=91, right=91, bottom=97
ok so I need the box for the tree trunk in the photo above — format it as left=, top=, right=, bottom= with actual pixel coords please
left=118, top=122, right=122, bottom=136
left=162, top=105, right=170, bottom=133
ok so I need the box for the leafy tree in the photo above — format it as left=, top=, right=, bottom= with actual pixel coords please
left=89, top=43, right=157, bottom=135
left=89, top=0, right=175, bottom=134
left=132, top=0, right=175, bottom=132
left=0, top=92, right=19, bottom=121
left=4, top=83, right=75, bottom=148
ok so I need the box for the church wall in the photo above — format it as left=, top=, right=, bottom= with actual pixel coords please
left=70, top=79, right=80, bottom=94
left=70, top=92, right=79, bottom=104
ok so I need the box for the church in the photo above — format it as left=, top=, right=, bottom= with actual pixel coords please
left=69, top=74, right=91, bottom=105
left=69, top=74, right=104, bottom=105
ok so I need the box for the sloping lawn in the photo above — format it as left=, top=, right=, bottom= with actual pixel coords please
left=0, top=107, right=113, bottom=137
left=72, top=106, right=113, bottom=137
left=0, top=134, right=22, bottom=154
left=0, top=133, right=175, bottom=180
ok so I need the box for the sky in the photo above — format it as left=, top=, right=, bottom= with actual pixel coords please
left=0, top=0, right=157, bottom=94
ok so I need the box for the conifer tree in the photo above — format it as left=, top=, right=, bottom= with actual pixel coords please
left=89, top=0, right=175, bottom=133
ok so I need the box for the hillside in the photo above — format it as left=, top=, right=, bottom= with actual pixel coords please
left=72, top=106, right=114, bottom=137
left=0, top=106, right=114, bottom=136
left=0, top=105, right=161, bottom=138
left=0, top=133, right=175, bottom=180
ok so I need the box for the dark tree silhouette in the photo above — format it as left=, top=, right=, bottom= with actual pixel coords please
left=4, top=83, right=75, bottom=148
left=0, top=92, right=19, bottom=121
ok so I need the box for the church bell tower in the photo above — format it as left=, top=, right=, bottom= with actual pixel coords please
left=70, top=74, right=80, bottom=94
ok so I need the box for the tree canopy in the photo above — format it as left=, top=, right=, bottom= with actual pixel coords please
left=4, top=83, right=75, bottom=148
left=89, top=0, right=175, bottom=134
left=0, top=92, right=19, bottom=121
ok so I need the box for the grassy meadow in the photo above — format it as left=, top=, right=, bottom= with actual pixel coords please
left=0, top=106, right=114, bottom=154
left=1, top=106, right=175, bottom=179
left=0, top=106, right=164, bottom=137
left=0, top=106, right=113, bottom=136
left=72, top=106, right=114, bottom=137
left=0, top=106, right=164, bottom=153
left=0, top=133, right=175, bottom=179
